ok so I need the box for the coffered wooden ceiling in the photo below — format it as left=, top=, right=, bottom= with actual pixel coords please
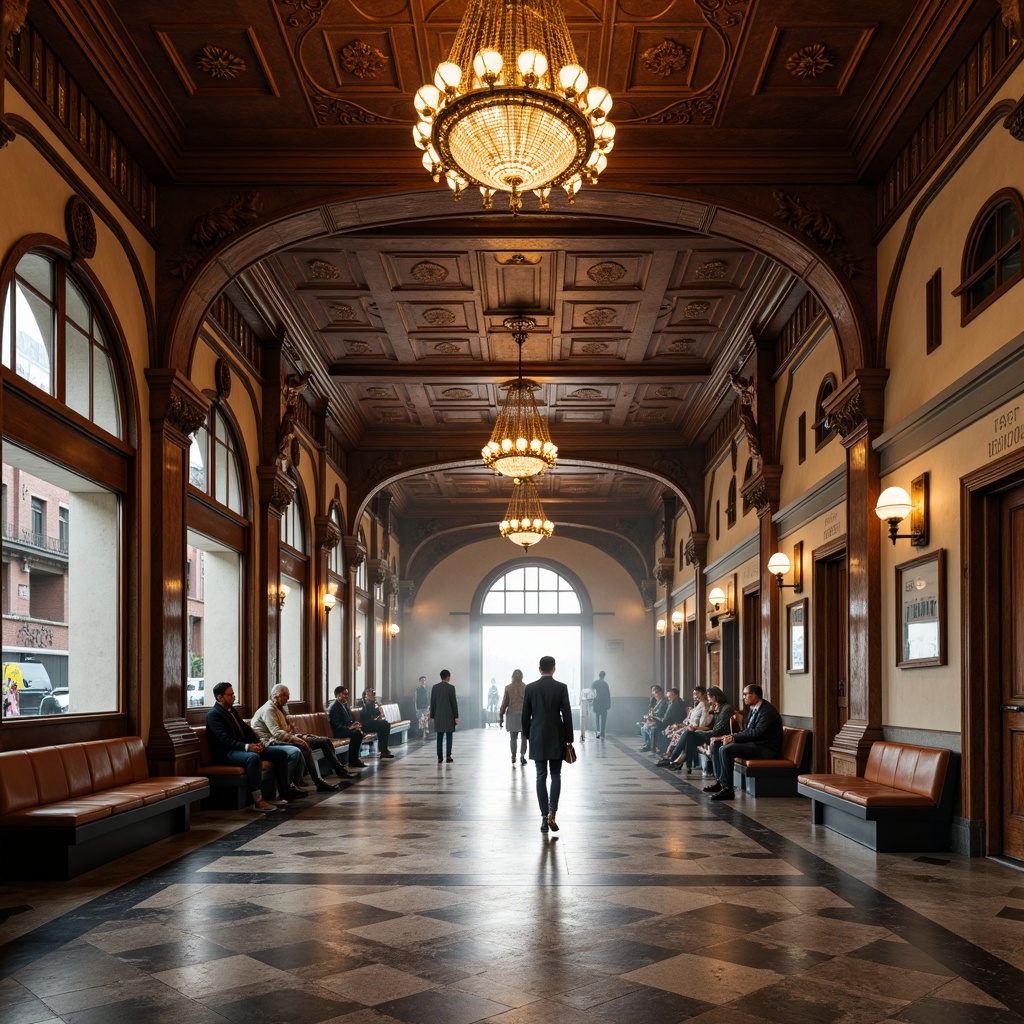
left=27, top=0, right=1003, bottom=554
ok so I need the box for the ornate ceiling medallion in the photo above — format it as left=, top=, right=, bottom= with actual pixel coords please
left=339, top=39, right=389, bottom=79
left=329, top=303, right=358, bottom=321
left=640, top=39, right=690, bottom=78
left=785, top=44, right=836, bottom=79
left=655, top=386, right=677, bottom=398
left=669, top=339, right=697, bottom=354
left=411, top=260, right=449, bottom=283
left=568, top=387, right=601, bottom=399
left=583, top=307, right=616, bottom=326
left=423, top=308, right=457, bottom=325
left=64, top=195, right=97, bottom=260
left=580, top=342, right=610, bottom=354
left=347, top=341, right=372, bottom=354
left=442, top=387, right=473, bottom=399
left=695, top=259, right=728, bottom=280
left=308, top=259, right=341, bottom=280
left=587, top=260, right=626, bottom=284
left=195, top=45, right=247, bottom=80
left=434, top=342, right=461, bottom=354
left=682, top=301, right=710, bottom=319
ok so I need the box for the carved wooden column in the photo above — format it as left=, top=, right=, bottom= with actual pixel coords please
left=745, top=466, right=783, bottom=705
left=685, top=533, right=709, bottom=687
left=0, top=1, right=29, bottom=147
left=823, top=369, right=889, bottom=775
left=343, top=535, right=366, bottom=686
left=144, top=369, right=209, bottom=775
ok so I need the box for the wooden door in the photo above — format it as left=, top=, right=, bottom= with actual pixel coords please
left=742, top=587, right=761, bottom=688
left=836, top=562, right=849, bottom=733
left=812, top=544, right=848, bottom=772
left=1001, top=485, right=1024, bottom=860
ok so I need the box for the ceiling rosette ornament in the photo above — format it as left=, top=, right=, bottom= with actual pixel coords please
left=695, top=259, right=727, bottom=280
left=195, top=45, right=247, bottom=80
left=586, top=261, right=626, bottom=284
left=308, top=259, right=342, bottom=280
left=583, top=307, right=616, bottom=326
left=640, top=39, right=690, bottom=78
left=423, top=308, right=457, bottom=326
left=786, top=44, right=836, bottom=79
left=339, top=39, right=389, bottom=79
left=411, top=261, right=449, bottom=283
left=682, top=301, right=709, bottom=319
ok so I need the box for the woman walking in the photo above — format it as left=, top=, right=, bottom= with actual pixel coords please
left=499, top=669, right=528, bottom=766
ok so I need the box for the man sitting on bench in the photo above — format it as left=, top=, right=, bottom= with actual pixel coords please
left=359, top=687, right=395, bottom=759
left=328, top=685, right=369, bottom=770
left=706, top=684, right=783, bottom=801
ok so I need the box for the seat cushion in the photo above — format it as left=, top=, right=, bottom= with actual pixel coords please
left=0, top=801, right=112, bottom=827
left=0, top=751, right=39, bottom=814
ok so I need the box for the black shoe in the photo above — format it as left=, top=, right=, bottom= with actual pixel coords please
left=540, top=820, right=549, bottom=833
left=315, top=779, right=339, bottom=792
left=685, top=768, right=693, bottom=775
left=446, top=755, right=454, bottom=762
left=656, top=758, right=671, bottom=767
left=520, top=756, right=527, bottom=765
left=438, top=757, right=443, bottom=763
left=669, top=763, right=683, bottom=771
left=379, top=752, right=395, bottom=760
left=703, top=782, right=722, bottom=793
left=352, top=761, right=368, bottom=768
left=710, top=788, right=735, bottom=801
left=283, top=787, right=307, bottom=801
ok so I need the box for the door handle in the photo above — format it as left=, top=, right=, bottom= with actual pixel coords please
left=1000, top=705, right=1024, bottom=712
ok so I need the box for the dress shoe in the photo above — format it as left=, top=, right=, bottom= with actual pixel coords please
left=540, top=819, right=549, bottom=833
left=710, top=787, right=735, bottom=801
left=315, top=778, right=339, bottom=792
left=703, top=781, right=722, bottom=793
left=685, top=768, right=693, bottom=775
left=352, top=760, right=368, bottom=768
left=656, top=758, right=671, bottom=767
left=283, top=787, right=307, bottom=801
left=520, top=756, right=527, bottom=765
left=379, top=752, right=395, bottom=759
left=547, top=811, right=559, bottom=832
left=669, top=763, right=683, bottom=772
left=638, top=744, right=651, bottom=752
left=445, top=755, right=454, bottom=762
left=251, top=800, right=278, bottom=813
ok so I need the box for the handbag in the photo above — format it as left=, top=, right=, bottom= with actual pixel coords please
left=564, top=742, right=577, bottom=764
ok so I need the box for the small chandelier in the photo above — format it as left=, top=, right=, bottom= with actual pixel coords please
left=482, top=315, right=557, bottom=478
left=412, top=0, right=615, bottom=216
left=499, top=477, right=554, bottom=550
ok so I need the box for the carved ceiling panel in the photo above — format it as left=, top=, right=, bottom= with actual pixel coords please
left=380, top=253, right=474, bottom=291
left=752, top=23, right=875, bottom=96
left=563, top=253, right=653, bottom=290
left=153, top=24, right=279, bottom=97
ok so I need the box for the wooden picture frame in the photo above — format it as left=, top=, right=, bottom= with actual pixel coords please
left=787, top=598, right=808, bottom=673
left=896, top=549, right=946, bottom=668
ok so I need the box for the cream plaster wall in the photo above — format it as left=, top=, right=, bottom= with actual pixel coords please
left=878, top=62, right=1024, bottom=428
left=703, top=439, right=759, bottom=569
left=405, top=533, right=651, bottom=709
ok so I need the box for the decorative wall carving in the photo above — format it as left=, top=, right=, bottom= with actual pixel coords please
left=497, top=252, right=540, bottom=265
left=728, top=371, right=761, bottom=467
left=329, top=303, right=358, bottom=320
left=999, top=0, right=1022, bottom=38
left=0, top=119, right=14, bottom=148
left=434, top=341, right=460, bottom=354
left=195, top=45, right=247, bottom=80
left=366, top=386, right=389, bottom=398
left=215, top=358, right=232, bottom=399
left=1005, top=96, right=1024, bottom=141
left=580, top=342, right=610, bottom=353
left=170, top=191, right=261, bottom=279
left=311, top=90, right=391, bottom=125
left=64, top=195, right=97, bottom=261
left=695, top=259, right=727, bottom=280
left=583, top=307, right=616, bottom=326
left=587, top=260, right=626, bottom=283
left=669, top=339, right=697, bottom=355
left=411, top=260, right=448, bottom=283
left=423, top=308, right=456, bottom=325
left=347, top=340, right=371, bottom=354
left=682, top=301, right=710, bottom=319
left=696, top=0, right=749, bottom=27
left=568, top=388, right=602, bottom=399
left=640, top=39, right=690, bottom=77
left=655, top=386, right=677, bottom=398
left=772, top=190, right=862, bottom=279
left=785, top=44, right=836, bottom=79
left=343, top=536, right=366, bottom=568
left=641, top=579, right=657, bottom=609
left=308, top=259, right=341, bottom=280
left=441, top=387, right=473, bottom=399
left=654, top=558, right=674, bottom=587
left=165, top=390, right=208, bottom=439
left=339, top=39, right=388, bottom=79
left=824, top=393, right=865, bottom=438
left=276, top=372, right=311, bottom=472
left=275, top=0, right=329, bottom=31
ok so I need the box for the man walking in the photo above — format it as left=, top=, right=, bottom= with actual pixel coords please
left=430, top=669, right=459, bottom=762
left=521, top=655, right=573, bottom=834
left=591, top=670, right=611, bottom=738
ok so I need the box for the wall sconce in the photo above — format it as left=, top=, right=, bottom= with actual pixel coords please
left=875, top=474, right=929, bottom=546
left=323, top=592, right=337, bottom=615
left=277, top=583, right=290, bottom=609
left=388, top=622, right=401, bottom=640
left=656, top=618, right=667, bottom=636
left=671, top=610, right=684, bottom=633
left=708, top=587, right=727, bottom=613
left=767, top=542, right=803, bottom=592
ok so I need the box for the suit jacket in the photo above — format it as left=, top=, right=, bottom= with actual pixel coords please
left=205, top=702, right=259, bottom=761
left=646, top=696, right=669, bottom=722
left=732, top=699, right=784, bottom=756
left=705, top=703, right=736, bottom=737
left=661, top=699, right=688, bottom=729
left=521, top=674, right=573, bottom=760
left=361, top=698, right=383, bottom=723
left=430, top=680, right=459, bottom=732
left=499, top=679, right=526, bottom=717
left=328, top=699, right=361, bottom=738
left=591, top=679, right=611, bottom=714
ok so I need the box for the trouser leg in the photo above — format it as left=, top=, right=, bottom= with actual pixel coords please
left=510, top=732, right=517, bottom=756
left=534, top=760, right=549, bottom=816
left=436, top=731, right=443, bottom=759
left=548, top=759, right=562, bottom=813
left=445, top=731, right=453, bottom=756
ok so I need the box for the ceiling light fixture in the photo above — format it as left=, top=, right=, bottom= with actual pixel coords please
left=499, top=477, right=554, bottom=550
left=412, top=0, right=615, bottom=216
left=482, top=315, right=557, bottom=478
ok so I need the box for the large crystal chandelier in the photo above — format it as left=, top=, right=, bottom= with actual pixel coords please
left=482, top=315, right=557, bottom=478
left=500, top=477, right=555, bottom=550
left=412, top=0, right=615, bottom=216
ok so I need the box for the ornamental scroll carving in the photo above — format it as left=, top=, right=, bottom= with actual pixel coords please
left=315, top=514, right=342, bottom=552
left=170, top=191, right=262, bottom=279
left=772, top=190, right=862, bottom=279
left=728, top=372, right=762, bottom=468
left=165, top=390, right=208, bottom=439
left=258, top=466, right=296, bottom=516
left=684, top=536, right=699, bottom=568
left=824, top=393, right=865, bottom=438
left=343, top=536, right=366, bottom=569
left=695, top=0, right=749, bottom=27
left=654, top=557, right=674, bottom=588
left=1005, top=96, right=1024, bottom=141
left=645, top=94, right=718, bottom=125
left=744, top=477, right=771, bottom=516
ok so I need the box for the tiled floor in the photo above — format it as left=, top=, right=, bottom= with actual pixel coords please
left=3, top=731, right=1024, bottom=1023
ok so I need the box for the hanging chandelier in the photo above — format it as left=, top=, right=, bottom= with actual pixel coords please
left=412, top=0, right=615, bottom=216
left=500, top=477, right=555, bottom=550
left=482, top=315, right=557, bottom=478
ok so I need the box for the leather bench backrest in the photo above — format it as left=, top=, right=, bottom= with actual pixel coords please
left=28, top=746, right=71, bottom=805
left=59, top=744, right=95, bottom=796
left=127, top=737, right=150, bottom=781
left=865, top=741, right=950, bottom=802
left=289, top=712, right=332, bottom=735
left=194, top=726, right=214, bottom=766
left=0, top=750, right=40, bottom=814
left=781, top=727, right=809, bottom=767
left=85, top=741, right=115, bottom=791
left=106, top=738, right=136, bottom=787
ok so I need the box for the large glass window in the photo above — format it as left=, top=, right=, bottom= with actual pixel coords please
left=3, top=253, right=123, bottom=438
left=482, top=565, right=581, bottom=615
left=2, top=447, right=119, bottom=716
left=280, top=489, right=308, bottom=700
left=958, top=190, right=1023, bottom=322
left=189, top=407, right=242, bottom=515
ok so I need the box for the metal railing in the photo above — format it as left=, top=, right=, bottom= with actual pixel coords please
left=1, top=521, right=69, bottom=556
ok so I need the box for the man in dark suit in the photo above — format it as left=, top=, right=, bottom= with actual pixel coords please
left=205, top=681, right=305, bottom=810
left=706, top=683, right=784, bottom=801
left=521, top=655, right=574, bottom=834
left=328, top=685, right=369, bottom=769
left=359, top=687, right=394, bottom=759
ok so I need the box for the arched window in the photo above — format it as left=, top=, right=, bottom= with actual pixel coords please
left=2, top=249, right=133, bottom=720
left=280, top=486, right=309, bottom=700
left=324, top=504, right=345, bottom=704
left=482, top=564, right=582, bottom=614
left=957, top=189, right=1023, bottom=323
left=187, top=402, right=249, bottom=712
left=815, top=374, right=837, bottom=449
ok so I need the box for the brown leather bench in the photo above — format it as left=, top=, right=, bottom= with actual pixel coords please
left=0, top=737, right=209, bottom=880
left=733, top=726, right=811, bottom=796
left=194, top=724, right=284, bottom=808
left=797, top=740, right=956, bottom=851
